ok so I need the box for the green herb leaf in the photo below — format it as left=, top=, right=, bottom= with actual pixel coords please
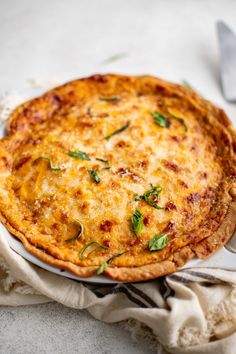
left=95, top=158, right=111, bottom=170
left=169, top=113, right=188, bottom=132
left=34, top=157, right=63, bottom=171
left=105, top=122, right=130, bottom=140
left=102, top=52, right=128, bottom=64
left=149, top=234, right=168, bottom=251
left=68, top=150, right=90, bottom=160
left=65, top=220, right=84, bottom=242
left=96, top=251, right=127, bottom=275
left=50, top=166, right=62, bottom=171
left=99, top=96, right=121, bottom=103
left=152, top=112, right=170, bottom=128
left=182, top=80, right=192, bottom=89
left=182, top=80, right=199, bottom=94
left=79, top=241, right=108, bottom=260
left=130, top=209, right=144, bottom=237
left=96, top=158, right=109, bottom=163
left=97, top=262, right=108, bottom=275
left=135, top=184, right=164, bottom=209
left=108, top=251, right=127, bottom=263
left=88, top=169, right=101, bottom=183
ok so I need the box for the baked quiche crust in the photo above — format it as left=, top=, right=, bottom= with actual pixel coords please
left=0, top=74, right=236, bottom=282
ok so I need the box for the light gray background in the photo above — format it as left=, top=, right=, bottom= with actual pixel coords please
left=1, top=0, right=236, bottom=353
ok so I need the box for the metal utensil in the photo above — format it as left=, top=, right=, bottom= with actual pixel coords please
left=217, top=21, right=236, bottom=102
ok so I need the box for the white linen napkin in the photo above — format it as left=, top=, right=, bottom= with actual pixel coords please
left=1, top=230, right=236, bottom=354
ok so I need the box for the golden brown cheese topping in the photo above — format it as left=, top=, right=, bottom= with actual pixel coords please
left=0, top=74, right=235, bottom=280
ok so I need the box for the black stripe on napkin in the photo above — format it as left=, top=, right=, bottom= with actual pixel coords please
left=159, top=277, right=175, bottom=300
left=182, top=270, right=223, bottom=282
left=83, top=283, right=149, bottom=308
left=168, top=274, right=193, bottom=283
left=126, top=283, right=159, bottom=308
left=168, top=269, right=224, bottom=284
left=110, top=286, right=149, bottom=308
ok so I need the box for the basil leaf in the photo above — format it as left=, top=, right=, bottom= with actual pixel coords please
left=130, top=209, right=144, bottom=236
left=149, top=234, right=168, bottom=251
left=99, top=96, right=121, bottom=103
left=96, top=158, right=109, bottom=163
left=96, top=251, right=127, bottom=275
left=34, top=157, right=63, bottom=171
left=79, top=241, right=108, bottom=260
left=97, top=262, right=108, bottom=275
left=88, top=169, right=101, bottom=183
left=152, top=112, right=170, bottom=128
left=105, top=122, right=130, bottom=140
left=169, top=113, right=188, bottom=132
left=135, top=184, right=164, bottom=209
left=68, top=150, right=90, bottom=160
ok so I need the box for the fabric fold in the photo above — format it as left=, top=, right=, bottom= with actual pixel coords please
left=1, top=231, right=236, bottom=354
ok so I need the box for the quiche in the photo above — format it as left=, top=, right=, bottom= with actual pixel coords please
left=0, top=74, right=236, bottom=282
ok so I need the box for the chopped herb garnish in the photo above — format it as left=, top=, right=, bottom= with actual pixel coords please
left=149, top=234, right=168, bottom=251
left=105, top=122, right=130, bottom=140
left=135, top=184, right=164, bottom=209
left=65, top=221, right=84, bottom=242
left=50, top=166, right=62, bottom=171
left=97, top=251, right=127, bottom=275
left=159, top=104, right=188, bottom=132
left=130, top=209, right=144, bottom=237
left=182, top=80, right=193, bottom=89
left=88, top=169, right=101, bottom=183
left=96, top=158, right=111, bottom=170
left=96, top=158, right=109, bottom=163
left=97, top=262, right=108, bottom=275
left=102, top=52, right=128, bottom=64
left=168, top=112, right=188, bottom=132
left=99, top=96, right=121, bottom=103
left=34, top=157, right=63, bottom=171
left=152, top=112, right=170, bottom=128
left=68, top=150, right=90, bottom=161
left=182, top=80, right=199, bottom=94
left=79, top=241, right=108, bottom=260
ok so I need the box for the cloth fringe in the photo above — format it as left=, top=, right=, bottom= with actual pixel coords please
left=120, top=319, right=166, bottom=354
left=178, top=287, right=236, bottom=347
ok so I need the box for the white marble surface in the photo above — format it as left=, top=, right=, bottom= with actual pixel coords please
left=0, top=0, right=236, bottom=353
left=0, top=303, right=153, bottom=354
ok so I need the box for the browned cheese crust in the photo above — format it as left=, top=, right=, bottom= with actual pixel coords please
left=0, top=74, right=236, bottom=282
